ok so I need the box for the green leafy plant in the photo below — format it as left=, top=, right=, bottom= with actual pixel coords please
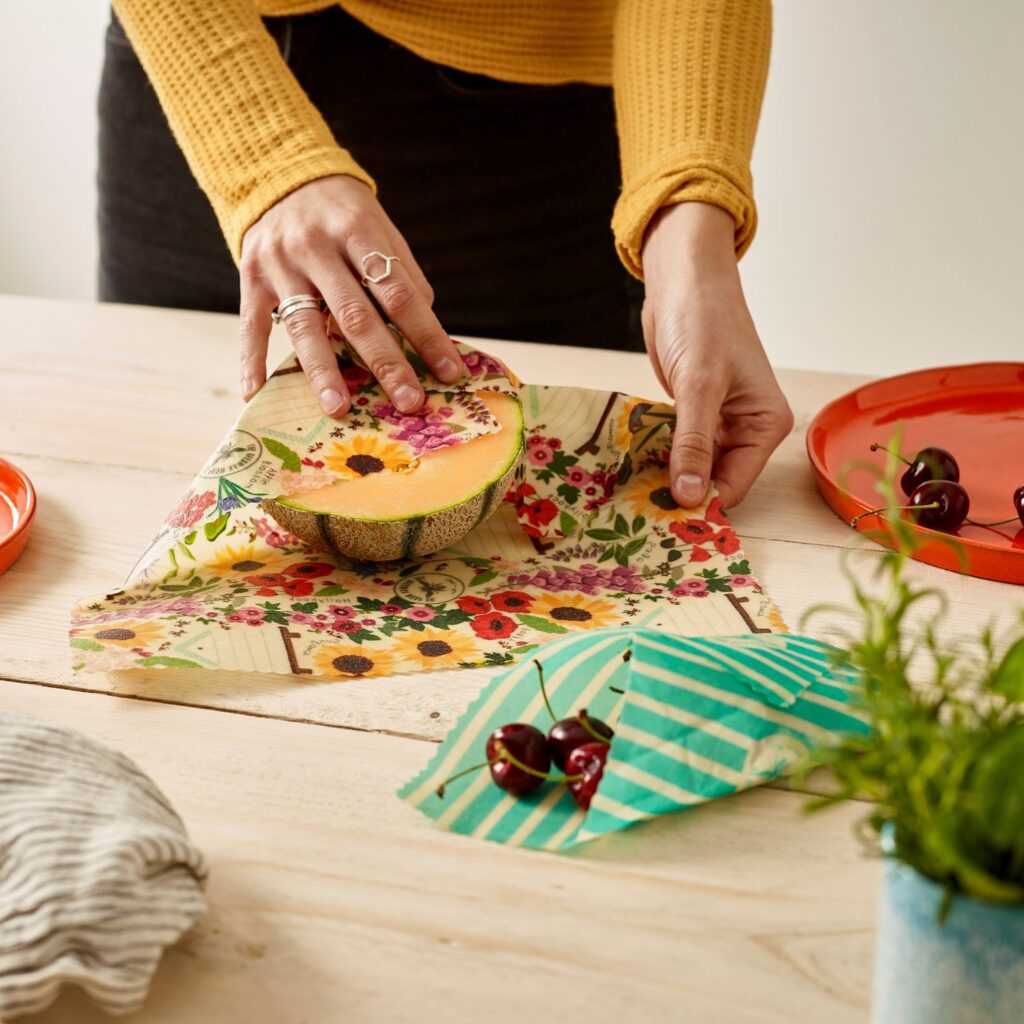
left=805, top=446, right=1024, bottom=910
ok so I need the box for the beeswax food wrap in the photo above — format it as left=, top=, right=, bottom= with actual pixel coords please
left=401, top=628, right=868, bottom=850
left=71, top=337, right=786, bottom=677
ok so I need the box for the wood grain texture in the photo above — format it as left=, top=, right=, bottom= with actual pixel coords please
left=4, top=681, right=878, bottom=1024
left=0, top=294, right=1012, bottom=1022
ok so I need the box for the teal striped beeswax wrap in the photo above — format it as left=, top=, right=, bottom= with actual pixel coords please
left=399, top=627, right=868, bottom=851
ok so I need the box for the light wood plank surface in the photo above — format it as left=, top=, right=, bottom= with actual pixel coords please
left=0, top=294, right=1016, bottom=1022
left=4, top=681, right=877, bottom=1024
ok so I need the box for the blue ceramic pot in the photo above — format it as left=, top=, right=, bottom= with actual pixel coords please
left=872, top=847, right=1024, bottom=1023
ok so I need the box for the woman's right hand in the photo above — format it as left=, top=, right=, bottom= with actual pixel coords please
left=238, top=174, right=464, bottom=416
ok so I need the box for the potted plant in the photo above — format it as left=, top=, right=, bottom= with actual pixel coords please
left=807, top=474, right=1024, bottom=1024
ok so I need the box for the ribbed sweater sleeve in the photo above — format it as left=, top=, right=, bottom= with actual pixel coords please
left=611, top=0, right=772, bottom=278
left=111, top=0, right=376, bottom=263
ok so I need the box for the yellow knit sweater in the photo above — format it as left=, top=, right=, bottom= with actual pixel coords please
left=112, top=0, right=771, bottom=278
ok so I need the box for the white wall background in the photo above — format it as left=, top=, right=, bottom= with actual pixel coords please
left=0, top=1, right=1021, bottom=375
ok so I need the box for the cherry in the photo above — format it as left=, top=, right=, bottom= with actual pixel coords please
left=909, top=480, right=970, bottom=531
left=851, top=479, right=970, bottom=533
left=547, top=710, right=614, bottom=770
left=565, top=742, right=609, bottom=810
left=485, top=724, right=550, bottom=796
left=435, top=660, right=616, bottom=807
left=531, top=659, right=614, bottom=768
left=871, top=443, right=959, bottom=496
left=435, top=723, right=551, bottom=799
left=1016, top=484, right=1024, bottom=527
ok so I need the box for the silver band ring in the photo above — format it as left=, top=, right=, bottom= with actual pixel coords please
left=360, top=251, right=401, bottom=287
left=271, top=294, right=324, bottom=325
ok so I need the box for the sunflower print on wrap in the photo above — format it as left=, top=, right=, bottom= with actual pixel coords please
left=619, top=471, right=684, bottom=523
left=314, top=644, right=397, bottom=677
left=530, top=594, right=618, bottom=630
left=395, top=628, right=479, bottom=669
left=72, top=619, right=165, bottom=650
left=202, top=542, right=266, bottom=573
left=325, top=435, right=412, bottom=480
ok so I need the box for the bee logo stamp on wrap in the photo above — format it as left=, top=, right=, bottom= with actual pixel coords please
left=394, top=573, right=466, bottom=605
left=200, top=430, right=263, bottom=479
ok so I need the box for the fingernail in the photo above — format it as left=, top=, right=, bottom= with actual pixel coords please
left=394, top=384, right=422, bottom=411
left=320, top=388, right=347, bottom=415
left=675, top=473, right=706, bottom=505
left=437, top=357, right=461, bottom=382
left=241, top=377, right=258, bottom=400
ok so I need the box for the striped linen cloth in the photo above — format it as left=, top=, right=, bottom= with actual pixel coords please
left=400, top=627, right=869, bottom=851
left=0, top=717, right=207, bottom=1019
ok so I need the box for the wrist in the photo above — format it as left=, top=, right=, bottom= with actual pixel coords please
left=642, top=202, right=738, bottom=283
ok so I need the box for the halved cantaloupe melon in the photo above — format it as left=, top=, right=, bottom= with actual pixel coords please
left=262, top=389, right=524, bottom=561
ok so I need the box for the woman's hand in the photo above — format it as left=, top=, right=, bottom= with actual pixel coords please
left=640, top=202, right=794, bottom=510
left=238, top=175, right=464, bottom=416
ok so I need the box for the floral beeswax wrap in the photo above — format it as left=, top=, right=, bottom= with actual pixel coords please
left=401, top=628, right=868, bottom=851
left=71, top=338, right=786, bottom=677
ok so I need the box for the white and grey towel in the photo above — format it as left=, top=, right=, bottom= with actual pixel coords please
left=0, top=716, right=207, bottom=1019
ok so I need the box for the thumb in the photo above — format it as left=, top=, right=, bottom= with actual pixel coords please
left=670, top=378, right=720, bottom=508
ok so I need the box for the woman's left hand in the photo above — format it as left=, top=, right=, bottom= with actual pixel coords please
left=639, top=202, right=794, bottom=510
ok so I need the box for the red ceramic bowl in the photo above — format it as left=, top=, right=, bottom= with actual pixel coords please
left=0, top=457, right=36, bottom=575
left=806, top=363, right=1024, bottom=585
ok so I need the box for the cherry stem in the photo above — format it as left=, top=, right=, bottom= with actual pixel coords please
left=578, top=708, right=611, bottom=745
left=534, top=659, right=556, bottom=722
left=966, top=517, right=1019, bottom=527
left=850, top=501, right=939, bottom=528
left=435, top=756, right=499, bottom=798
left=494, top=741, right=583, bottom=783
left=869, top=442, right=912, bottom=467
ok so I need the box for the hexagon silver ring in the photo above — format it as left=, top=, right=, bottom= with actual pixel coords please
left=359, top=251, right=401, bottom=287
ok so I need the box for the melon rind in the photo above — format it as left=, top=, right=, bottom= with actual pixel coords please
left=261, top=408, right=524, bottom=562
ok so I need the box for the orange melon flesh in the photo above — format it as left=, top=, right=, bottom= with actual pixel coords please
left=293, top=390, right=521, bottom=520
left=262, top=389, right=524, bottom=560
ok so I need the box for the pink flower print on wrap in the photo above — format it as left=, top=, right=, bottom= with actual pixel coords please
left=404, top=607, right=436, bottom=621
left=167, top=490, right=216, bottom=530
left=277, top=468, right=333, bottom=495
left=672, top=579, right=710, bottom=598
left=373, top=402, right=462, bottom=454
left=527, top=444, right=555, bottom=467
left=730, top=575, right=757, bottom=589
left=252, top=517, right=302, bottom=549
left=462, top=350, right=505, bottom=378
left=505, top=565, right=644, bottom=596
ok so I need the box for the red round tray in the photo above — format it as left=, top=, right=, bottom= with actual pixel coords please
left=0, top=456, right=36, bottom=576
left=806, top=362, right=1024, bottom=585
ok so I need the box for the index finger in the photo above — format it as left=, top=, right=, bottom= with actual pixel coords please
left=353, top=248, right=463, bottom=385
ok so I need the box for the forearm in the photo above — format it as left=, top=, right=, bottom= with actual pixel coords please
left=611, top=0, right=772, bottom=278
left=113, top=0, right=375, bottom=261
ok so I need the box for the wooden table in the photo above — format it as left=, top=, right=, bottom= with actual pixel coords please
left=0, top=294, right=1013, bottom=1022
